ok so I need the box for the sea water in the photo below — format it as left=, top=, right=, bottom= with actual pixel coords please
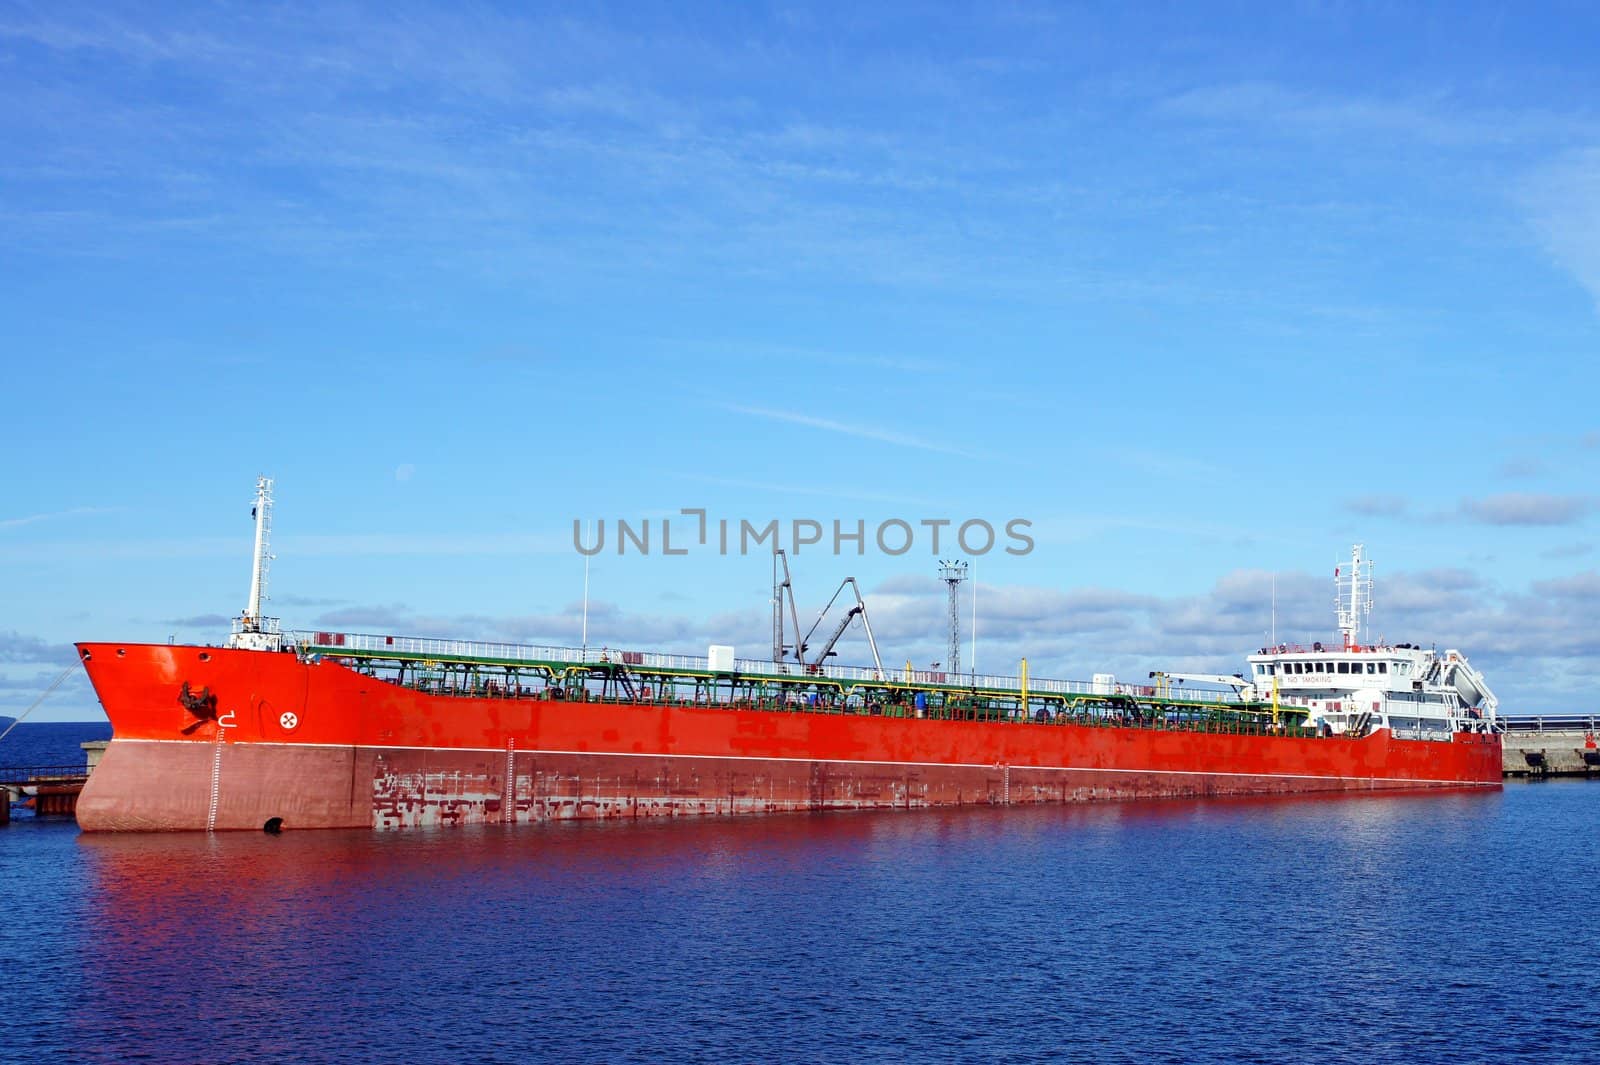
left=1, top=723, right=1596, bottom=1064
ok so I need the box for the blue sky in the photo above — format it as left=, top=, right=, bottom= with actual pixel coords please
left=2, top=2, right=1597, bottom=722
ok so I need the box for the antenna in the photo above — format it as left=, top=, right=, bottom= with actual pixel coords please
left=939, top=559, right=968, bottom=676
left=582, top=520, right=592, bottom=652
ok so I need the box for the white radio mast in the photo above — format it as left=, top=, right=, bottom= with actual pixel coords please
left=228, top=476, right=281, bottom=651
left=245, top=476, right=273, bottom=623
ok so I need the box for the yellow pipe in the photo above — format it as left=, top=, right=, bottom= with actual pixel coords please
left=1021, top=657, right=1029, bottom=718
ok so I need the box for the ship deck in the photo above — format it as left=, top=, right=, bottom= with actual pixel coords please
left=296, top=630, right=1300, bottom=728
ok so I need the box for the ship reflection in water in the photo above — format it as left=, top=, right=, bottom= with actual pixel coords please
left=6, top=788, right=1594, bottom=1062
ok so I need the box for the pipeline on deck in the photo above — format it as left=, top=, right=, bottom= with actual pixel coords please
left=296, top=631, right=1321, bottom=735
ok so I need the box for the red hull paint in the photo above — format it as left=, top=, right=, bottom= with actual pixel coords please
left=75, top=643, right=1503, bottom=832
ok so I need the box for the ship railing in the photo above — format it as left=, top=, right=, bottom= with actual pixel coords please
left=1253, top=642, right=1412, bottom=656
left=1497, top=714, right=1599, bottom=734
left=0, top=764, right=91, bottom=785
left=290, top=630, right=1249, bottom=706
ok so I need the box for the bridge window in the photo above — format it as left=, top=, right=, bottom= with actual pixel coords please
left=1337, top=662, right=1349, bottom=674
left=1378, top=662, right=1388, bottom=674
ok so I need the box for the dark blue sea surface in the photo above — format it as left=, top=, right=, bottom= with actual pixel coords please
left=0, top=720, right=111, bottom=769
left=1, top=729, right=1596, bottom=1063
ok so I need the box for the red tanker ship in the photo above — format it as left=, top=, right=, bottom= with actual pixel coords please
left=73, top=480, right=1501, bottom=832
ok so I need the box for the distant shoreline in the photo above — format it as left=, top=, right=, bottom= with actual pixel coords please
left=4, top=720, right=109, bottom=726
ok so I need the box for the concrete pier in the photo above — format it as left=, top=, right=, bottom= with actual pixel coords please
left=0, top=741, right=105, bottom=822
left=1501, top=730, right=1600, bottom=778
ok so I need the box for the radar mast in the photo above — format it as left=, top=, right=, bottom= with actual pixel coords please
left=1335, top=543, right=1373, bottom=648
left=228, top=476, right=282, bottom=651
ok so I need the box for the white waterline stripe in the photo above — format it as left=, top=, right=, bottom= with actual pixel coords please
left=115, top=737, right=1495, bottom=789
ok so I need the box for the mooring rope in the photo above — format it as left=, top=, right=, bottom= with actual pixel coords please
left=0, top=667, right=74, bottom=747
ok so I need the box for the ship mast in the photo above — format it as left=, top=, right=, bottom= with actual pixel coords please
left=245, top=476, right=273, bottom=623
left=228, top=476, right=281, bottom=650
left=1335, top=543, right=1373, bottom=648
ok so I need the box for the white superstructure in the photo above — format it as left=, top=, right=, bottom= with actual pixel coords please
left=1245, top=545, right=1498, bottom=740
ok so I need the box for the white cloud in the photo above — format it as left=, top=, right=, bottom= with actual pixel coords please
left=0, top=631, right=78, bottom=665
left=1460, top=493, right=1592, bottom=527
left=1523, top=149, right=1600, bottom=313
left=0, top=506, right=117, bottom=530
left=1160, top=82, right=1591, bottom=149
left=1344, top=495, right=1409, bottom=518
left=723, top=404, right=978, bottom=458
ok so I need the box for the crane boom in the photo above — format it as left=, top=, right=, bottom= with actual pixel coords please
left=812, top=607, right=860, bottom=666
left=800, top=576, right=885, bottom=680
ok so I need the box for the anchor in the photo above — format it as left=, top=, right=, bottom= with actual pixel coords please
left=178, top=681, right=219, bottom=734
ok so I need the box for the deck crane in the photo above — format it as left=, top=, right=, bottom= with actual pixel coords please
left=771, top=549, right=805, bottom=664
left=1148, top=670, right=1254, bottom=701
left=800, top=576, right=886, bottom=680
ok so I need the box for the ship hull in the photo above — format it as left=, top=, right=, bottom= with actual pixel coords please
left=75, top=643, right=1503, bottom=832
